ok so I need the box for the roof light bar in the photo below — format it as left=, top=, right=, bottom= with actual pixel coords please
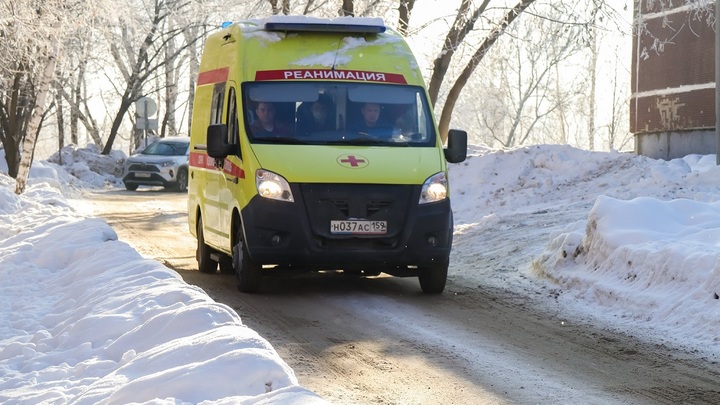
left=264, top=21, right=386, bottom=34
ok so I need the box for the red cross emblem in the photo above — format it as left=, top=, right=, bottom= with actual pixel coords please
left=337, top=154, right=369, bottom=168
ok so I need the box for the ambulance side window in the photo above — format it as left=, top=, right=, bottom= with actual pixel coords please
left=227, top=87, right=241, bottom=157
left=210, top=82, right=226, bottom=125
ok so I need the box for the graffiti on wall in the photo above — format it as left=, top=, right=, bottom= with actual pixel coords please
left=656, top=97, right=686, bottom=129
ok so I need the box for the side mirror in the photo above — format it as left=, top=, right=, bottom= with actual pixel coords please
left=207, top=124, right=232, bottom=159
left=444, top=129, right=467, bottom=163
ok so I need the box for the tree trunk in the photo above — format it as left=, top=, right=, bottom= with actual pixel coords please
left=103, top=97, right=134, bottom=155
left=397, top=0, right=416, bottom=36
left=55, top=84, right=103, bottom=147
left=555, top=64, right=568, bottom=144
left=71, top=57, right=86, bottom=145
left=2, top=133, right=21, bottom=178
left=341, top=0, right=354, bottom=16
left=164, top=28, right=178, bottom=138
left=437, top=0, right=535, bottom=142
left=185, top=26, right=199, bottom=136
left=587, top=23, right=597, bottom=150
left=56, top=90, right=65, bottom=163
left=2, top=70, right=33, bottom=178
left=15, top=51, right=58, bottom=194
left=427, top=0, right=489, bottom=106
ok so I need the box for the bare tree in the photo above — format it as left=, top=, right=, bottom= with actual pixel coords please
left=0, top=0, right=96, bottom=193
left=460, top=3, right=590, bottom=149
left=53, top=34, right=106, bottom=149
left=0, top=1, right=49, bottom=178
left=421, top=0, right=631, bottom=144
left=587, top=21, right=597, bottom=150
left=435, top=0, right=535, bottom=142
left=397, top=0, right=415, bottom=35
left=182, top=22, right=202, bottom=136
left=99, top=0, right=205, bottom=155
left=162, top=15, right=180, bottom=138
left=603, top=44, right=631, bottom=151
left=15, top=39, right=59, bottom=194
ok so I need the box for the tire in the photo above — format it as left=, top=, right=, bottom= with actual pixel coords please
left=124, top=183, right=138, bottom=191
left=196, top=216, right=218, bottom=274
left=418, top=261, right=448, bottom=294
left=232, top=231, right=261, bottom=293
left=174, top=168, right=188, bottom=192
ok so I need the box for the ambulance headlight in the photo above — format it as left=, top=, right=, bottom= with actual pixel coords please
left=256, top=169, right=294, bottom=202
left=419, top=172, right=448, bottom=204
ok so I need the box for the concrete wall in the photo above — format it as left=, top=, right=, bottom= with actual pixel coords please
left=635, top=130, right=716, bottom=160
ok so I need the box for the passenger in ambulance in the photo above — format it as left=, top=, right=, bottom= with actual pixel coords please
left=251, top=101, right=293, bottom=137
left=392, top=107, right=419, bottom=138
left=297, top=95, right=335, bottom=136
left=353, top=102, right=394, bottom=137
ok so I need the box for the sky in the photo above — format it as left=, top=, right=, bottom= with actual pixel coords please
left=3, top=142, right=720, bottom=403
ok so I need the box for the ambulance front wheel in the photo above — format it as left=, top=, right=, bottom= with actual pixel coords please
left=233, top=234, right=261, bottom=293
left=418, top=261, right=448, bottom=294
left=197, top=216, right=218, bottom=274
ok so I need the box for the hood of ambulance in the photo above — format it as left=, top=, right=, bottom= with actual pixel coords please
left=238, top=26, right=425, bottom=86
left=249, top=144, right=444, bottom=185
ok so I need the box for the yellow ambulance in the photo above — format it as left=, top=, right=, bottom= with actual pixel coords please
left=188, top=16, right=467, bottom=293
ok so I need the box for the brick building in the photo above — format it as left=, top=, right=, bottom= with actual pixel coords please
left=631, top=2, right=715, bottom=159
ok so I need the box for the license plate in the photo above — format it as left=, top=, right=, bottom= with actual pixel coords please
left=135, top=173, right=151, bottom=178
left=330, top=220, right=387, bottom=235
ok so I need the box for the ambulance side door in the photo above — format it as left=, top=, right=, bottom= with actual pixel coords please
left=218, top=83, right=249, bottom=248
left=202, top=81, right=227, bottom=248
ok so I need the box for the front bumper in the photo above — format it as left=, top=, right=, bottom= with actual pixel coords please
left=241, top=183, right=453, bottom=271
left=123, top=165, right=180, bottom=187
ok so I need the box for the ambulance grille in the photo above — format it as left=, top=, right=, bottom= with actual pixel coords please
left=367, top=200, right=392, bottom=216
left=330, top=199, right=349, bottom=216
left=299, top=183, right=416, bottom=239
left=328, top=199, right=392, bottom=217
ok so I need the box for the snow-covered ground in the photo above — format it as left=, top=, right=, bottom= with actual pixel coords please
left=451, top=145, right=720, bottom=355
left=3, top=143, right=720, bottom=403
left=0, top=146, right=325, bottom=404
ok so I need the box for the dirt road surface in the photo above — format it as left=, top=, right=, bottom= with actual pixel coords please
left=71, top=188, right=720, bottom=404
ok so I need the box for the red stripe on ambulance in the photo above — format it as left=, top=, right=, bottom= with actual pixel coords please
left=189, top=152, right=245, bottom=179
left=255, top=69, right=407, bottom=84
left=221, top=159, right=245, bottom=179
left=197, top=67, right=229, bottom=86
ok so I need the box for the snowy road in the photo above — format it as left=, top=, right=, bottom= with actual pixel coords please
left=74, top=188, right=720, bottom=405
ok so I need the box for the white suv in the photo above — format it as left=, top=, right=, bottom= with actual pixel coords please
left=122, top=137, right=190, bottom=192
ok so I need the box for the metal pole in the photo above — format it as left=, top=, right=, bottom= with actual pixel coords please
left=716, top=0, right=720, bottom=164
left=144, top=99, right=149, bottom=147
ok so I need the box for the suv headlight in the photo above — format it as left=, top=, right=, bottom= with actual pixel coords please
left=256, top=169, right=294, bottom=202
left=157, top=159, right=176, bottom=167
left=419, top=172, right=448, bottom=204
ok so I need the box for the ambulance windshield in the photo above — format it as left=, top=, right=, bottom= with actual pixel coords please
left=242, top=82, right=437, bottom=146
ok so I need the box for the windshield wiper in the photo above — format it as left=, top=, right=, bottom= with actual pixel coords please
left=256, top=137, right=304, bottom=144
left=328, top=138, right=405, bottom=146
